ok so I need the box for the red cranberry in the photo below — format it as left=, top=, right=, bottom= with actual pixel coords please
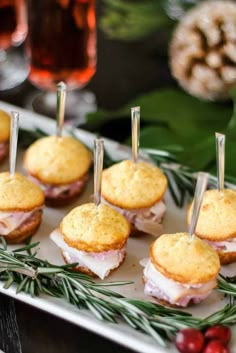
left=202, top=340, right=230, bottom=353
left=205, top=325, right=231, bottom=345
left=175, top=328, right=204, bottom=353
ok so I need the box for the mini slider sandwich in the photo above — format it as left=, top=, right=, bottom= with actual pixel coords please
left=142, top=233, right=220, bottom=307
left=24, top=82, right=92, bottom=207
left=50, top=139, right=130, bottom=279
left=142, top=173, right=220, bottom=307
left=187, top=133, right=236, bottom=264
left=187, top=189, right=236, bottom=264
left=0, top=112, right=44, bottom=244
left=24, top=135, right=91, bottom=207
left=0, top=110, right=10, bottom=163
left=101, top=107, right=167, bottom=237
left=0, top=172, right=44, bottom=243
left=102, top=160, right=167, bottom=236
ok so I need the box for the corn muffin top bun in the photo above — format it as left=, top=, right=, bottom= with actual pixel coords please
left=101, top=160, right=167, bottom=209
left=24, top=135, right=92, bottom=185
left=60, top=203, right=130, bottom=253
left=0, top=110, right=10, bottom=143
left=187, top=189, right=236, bottom=241
left=150, top=232, right=220, bottom=284
left=0, top=172, right=45, bottom=211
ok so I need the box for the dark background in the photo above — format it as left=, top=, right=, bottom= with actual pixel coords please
left=0, top=3, right=171, bottom=353
left=0, top=9, right=172, bottom=142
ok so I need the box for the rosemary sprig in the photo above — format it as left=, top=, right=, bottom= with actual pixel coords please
left=217, top=274, right=236, bottom=303
left=199, top=304, right=236, bottom=327
left=18, top=127, right=236, bottom=208
left=0, top=239, right=198, bottom=347
left=144, top=148, right=236, bottom=207
left=1, top=240, right=236, bottom=346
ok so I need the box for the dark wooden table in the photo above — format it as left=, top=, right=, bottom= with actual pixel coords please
left=0, top=27, right=171, bottom=353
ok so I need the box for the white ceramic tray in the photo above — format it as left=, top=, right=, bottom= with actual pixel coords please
left=0, top=101, right=235, bottom=353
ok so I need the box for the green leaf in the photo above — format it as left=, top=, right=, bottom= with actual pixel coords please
left=138, top=125, right=184, bottom=153
left=87, top=89, right=231, bottom=142
left=139, top=126, right=215, bottom=171
left=224, top=137, right=236, bottom=177
left=88, top=88, right=232, bottom=172
left=226, top=86, right=236, bottom=137
left=179, top=135, right=215, bottom=170
left=101, top=0, right=172, bottom=41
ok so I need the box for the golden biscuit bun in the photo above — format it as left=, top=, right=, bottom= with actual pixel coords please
left=102, top=160, right=167, bottom=209
left=0, top=172, right=44, bottom=211
left=218, top=251, right=236, bottom=265
left=4, top=209, right=42, bottom=244
left=187, top=189, right=236, bottom=241
left=60, top=203, right=130, bottom=252
left=0, top=110, right=10, bottom=143
left=150, top=232, right=220, bottom=284
left=24, top=135, right=92, bottom=185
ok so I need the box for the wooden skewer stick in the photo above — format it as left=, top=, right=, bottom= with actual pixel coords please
left=56, top=81, right=67, bottom=137
left=9, top=111, right=20, bottom=177
left=215, top=132, right=225, bottom=194
left=188, top=172, right=208, bottom=239
left=131, top=106, right=140, bottom=163
left=94, top=138, right=104, bottom=206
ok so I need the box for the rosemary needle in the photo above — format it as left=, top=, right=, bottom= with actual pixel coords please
left=0, top=239, right=236, bottom=347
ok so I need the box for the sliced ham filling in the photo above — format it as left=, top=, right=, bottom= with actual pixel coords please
left=0, top=141, right=8, bottom=160
left=29, top=174, right=88, bottom=199
left=205, top=239, right=236, bottom=253
left=101, top=197, right=166, bottom=237
left=50, top=228, right=126, bottom=279
left=0, top=207, right=43, bottom=236
left=142, top=259, right=217, bottom=307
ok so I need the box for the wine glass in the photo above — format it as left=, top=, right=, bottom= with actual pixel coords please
left=25, top=0, right=96, bottom=124
left=0, top=0, right=28, bottom=90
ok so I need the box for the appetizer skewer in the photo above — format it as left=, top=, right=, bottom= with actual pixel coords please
left=50, top=139, right=130, bottom=279
left=24, top=82, right=92, bottom=207
left=101, top=106, right=167, bottom=237
left=0, top=111, right=44, bottom=243
left=187, top=133, right=236, bottom=264
left=142, top=173, right=220, bottom=307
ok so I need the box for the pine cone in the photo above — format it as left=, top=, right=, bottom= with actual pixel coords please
left=170, top=0, right=236, bottom=100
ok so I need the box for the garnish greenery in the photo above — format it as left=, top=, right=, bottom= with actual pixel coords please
left=0, top=239, right=236, bottom=347
left=101, top=0, right=172, bottom=41
left=18, top=125, right=236, bottom=208
left=101, top=0, right=201, bottom=41
left=145, top=148, right=236, bottom=208
left=218, top=274, right=236, bottom=305
left=0, top=239, right=192, bottom=347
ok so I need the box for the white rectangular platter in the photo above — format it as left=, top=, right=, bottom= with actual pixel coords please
left=0, top=101, right=235, bottom=353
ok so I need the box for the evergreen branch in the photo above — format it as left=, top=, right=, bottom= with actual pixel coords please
left=218, top=274, right=236, bottom=302
left=1, top=240, right=236, bottom=346
left=0, top=240, right=197, bottom=346
left=145, top=148, right=236, bottom=207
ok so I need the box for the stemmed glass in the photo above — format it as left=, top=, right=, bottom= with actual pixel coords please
left=0, top=0, right=28, bottom=90
left=25, top=0, right=96, bottom=124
